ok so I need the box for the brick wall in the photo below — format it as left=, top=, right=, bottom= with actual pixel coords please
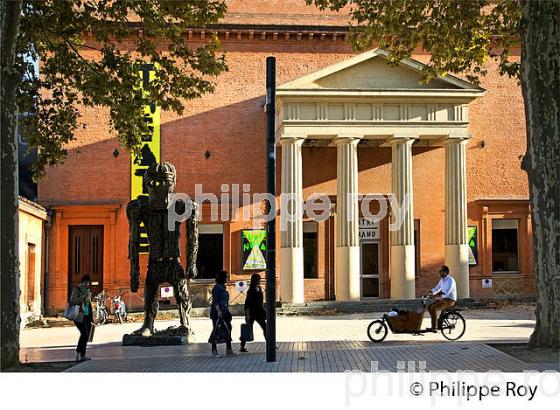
left=38, top=12, right=531, bottom=311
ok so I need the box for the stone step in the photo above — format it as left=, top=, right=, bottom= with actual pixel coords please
left=132, top=296, right=531, bottom=318
left=276, top=298, right=488, bottom=315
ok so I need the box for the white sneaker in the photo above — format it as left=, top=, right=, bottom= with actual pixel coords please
left=212, top=350, right=222, bottom=358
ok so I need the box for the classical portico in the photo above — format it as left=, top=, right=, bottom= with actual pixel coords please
left=276, top=49, right=484, bottom=302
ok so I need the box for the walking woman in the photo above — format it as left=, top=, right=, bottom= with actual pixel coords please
left=69, top=274, right=93, bottom=361
left=240, top=273, right=266, bottom=353
left=210, top=270, right=236, bottom=358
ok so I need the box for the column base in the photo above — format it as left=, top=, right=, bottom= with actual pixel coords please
left=335, top=246, right=360, bottom=301
left=280, top=247, right=304, bottom=303
left=445, top=244, right=470, bottom=298
left=390, top=245, right=416, bottom=299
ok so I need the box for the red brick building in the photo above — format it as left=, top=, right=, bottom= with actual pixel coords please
left=39, top=0, right=533, bottom=313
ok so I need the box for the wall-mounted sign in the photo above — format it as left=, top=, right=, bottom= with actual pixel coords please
left=242, top=230, right=266, bottom=270
left=235, top=280, right=249, bottom=293
left=160, top=286, right=174, bottom=298
left=468, top=226, right=478, bottom=266
left=359, top=219, right=380, bottom=241
left=482, top=278, right=492, bottom=289
left=131, top=64, right=161, bottom=253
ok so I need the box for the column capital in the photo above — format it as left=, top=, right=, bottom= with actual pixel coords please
left=333, top=135, right=361, bottom=146
left=442, top=136, right=469, bottom=145
left=278, top=135, right=305, bottom=146
left=386, top=135, right=417, bottom=145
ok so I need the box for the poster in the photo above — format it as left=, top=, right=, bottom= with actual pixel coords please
left=242, top=230, right=267, bottom=270
left=131, top=64, right=161, bottom=253
left=468, top=226, right=478, bottom=266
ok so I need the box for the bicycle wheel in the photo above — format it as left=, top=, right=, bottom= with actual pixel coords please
left=97, top=309, right=107, bottom=326
left=440, top=311, right=466, bottom=341
left=367, top=319, right=388, bottom=343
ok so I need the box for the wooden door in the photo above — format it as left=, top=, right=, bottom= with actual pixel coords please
left=26, top=243, right=36, bottom=309
left=68, top=226, right=104, bottom=297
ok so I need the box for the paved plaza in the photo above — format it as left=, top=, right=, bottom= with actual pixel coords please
left=19, top=306, right=558, bottom=372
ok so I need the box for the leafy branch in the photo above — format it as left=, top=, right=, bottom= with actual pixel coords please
left=16, top=0, right=228, bottom=179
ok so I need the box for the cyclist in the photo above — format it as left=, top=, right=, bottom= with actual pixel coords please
left=424, top=265, right=457, bottom=332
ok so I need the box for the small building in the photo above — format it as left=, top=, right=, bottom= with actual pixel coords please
left=18, top=197, right=48, bottom=324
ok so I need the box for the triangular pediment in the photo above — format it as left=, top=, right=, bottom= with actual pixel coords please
left=279, top=49, right=482, bottom=91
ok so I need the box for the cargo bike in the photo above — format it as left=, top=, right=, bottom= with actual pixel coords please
left=367, top=296, right=466, bottom=342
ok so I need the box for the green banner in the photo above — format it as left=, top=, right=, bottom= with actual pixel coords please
left=242, top=230, right=266, bottom=270
left=468, top=226, right=478, bottom=266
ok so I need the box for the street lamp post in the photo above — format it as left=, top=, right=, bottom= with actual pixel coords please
left=265, top=56, right=277, bottom=362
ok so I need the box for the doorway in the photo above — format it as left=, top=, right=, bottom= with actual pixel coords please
left=26, top=243, right=36, bottom=310
left=68, top=225, right=104, bottom=297
left=360, top=241, right=380, bottom=298
left=196, top=224, right=224, bottom=280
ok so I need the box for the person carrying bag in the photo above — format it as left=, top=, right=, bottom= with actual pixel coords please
left=69, top=275, right=94, bottom=361
left=239, top=273, right=266, bottom=353
left=208, top=316, right=232, bottom=345
left=209, top=270, right=236, bottom=358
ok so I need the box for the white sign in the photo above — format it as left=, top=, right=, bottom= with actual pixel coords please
left=482, top=279, right=493, bottom=289
left=359, top=219, right=380, bottom=240
left=359, top=229, right=380, bottom=240
left=160, top=286, right=174, bottom=298
left=235, top=280, right=249, bottom=293
left=359, top=219, right=380, bottom=229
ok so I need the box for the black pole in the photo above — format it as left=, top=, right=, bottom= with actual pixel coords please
left=265, top=56, right=276, bottom=362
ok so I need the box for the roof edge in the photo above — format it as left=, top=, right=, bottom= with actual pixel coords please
left=278, top=48, right=486, bottom=92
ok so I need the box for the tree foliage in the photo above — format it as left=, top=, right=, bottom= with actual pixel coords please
left=17, top=0, right=228, bottom=178
left=308, top=0, right=521, bottom=84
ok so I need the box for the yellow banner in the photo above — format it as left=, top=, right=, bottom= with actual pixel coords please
left=131, top=64, right=160, bottom=253
left=131, top=64, right=161, bottom=200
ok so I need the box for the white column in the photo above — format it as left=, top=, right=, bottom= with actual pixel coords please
left=389, top=138, right=416, bottom=299
left=335, top=137, right=361, bottom=301
left=279, top=137, right=304, bottom=303
left=444, top=138, right=469, bottom=298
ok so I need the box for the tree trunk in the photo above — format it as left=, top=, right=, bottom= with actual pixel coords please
left=1, top=0, right=23, bottom=370
left=520, top=0, right=560, bottom=349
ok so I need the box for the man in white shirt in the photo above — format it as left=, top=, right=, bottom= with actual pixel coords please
left=424, top=265, right=457, bottom=331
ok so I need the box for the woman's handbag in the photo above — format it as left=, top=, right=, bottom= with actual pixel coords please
left=240, top=323, right=254, bottom=342
left=64, top=304, right=81, bottom=321
left=208, top=317, right=232, bottom=344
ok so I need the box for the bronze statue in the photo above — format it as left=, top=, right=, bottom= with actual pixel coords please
left=126, top=162, right=198, bottom=337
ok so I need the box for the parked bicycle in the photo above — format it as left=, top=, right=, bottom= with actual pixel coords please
left=367, top=295, right=466, bottom=342
left=111, top=293, right=128, bottom=324
left=94, top=290, right=109, bottom=326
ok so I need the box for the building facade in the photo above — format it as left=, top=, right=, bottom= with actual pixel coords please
left=18, top=197, right=48, bottom=323
left=38, top=1, right=534, bottom=313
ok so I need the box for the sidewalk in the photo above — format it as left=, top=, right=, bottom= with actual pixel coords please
left=18, top=306, right=558, bottom=372
left=24, top=341, right=555, bottom=373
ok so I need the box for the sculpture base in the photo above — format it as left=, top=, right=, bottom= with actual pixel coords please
left=122, top=326, right=194, bottom=346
